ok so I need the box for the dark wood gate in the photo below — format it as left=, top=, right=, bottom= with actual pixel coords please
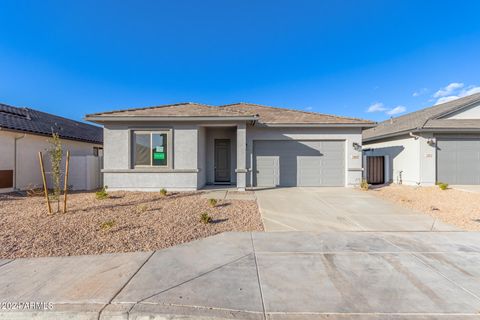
left=366, top=156, right=384, bottom=184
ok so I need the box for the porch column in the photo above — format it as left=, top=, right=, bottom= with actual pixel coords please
left=236, top=123, right=247, bottom=191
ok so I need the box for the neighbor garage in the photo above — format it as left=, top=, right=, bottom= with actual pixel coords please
left=437, top=138, right=480, bottom=185
left=253, top=140, right=345, bottom=187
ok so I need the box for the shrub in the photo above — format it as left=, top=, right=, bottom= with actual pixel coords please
left=360, top=179, right=369, bottom=191
left=96, top=186, right=109, bottom=200
left=159, top=188, right=168, bottom=197
left=208, top=198, right=218, bottom=207
left=100, top=219, right=115, bottom=230
left=200, top=212, right=212, bottom=224
left=137, top=204, right=148, bottom=213
left=438, top=182, right=448, bottom=190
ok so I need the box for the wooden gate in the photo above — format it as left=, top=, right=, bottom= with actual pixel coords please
left=366, top=156, right=384, bottom=184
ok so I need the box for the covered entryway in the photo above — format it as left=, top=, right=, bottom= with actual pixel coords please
left=437, top=138, right=480, bottom=185
left=253, top=140, right=345, bottom=187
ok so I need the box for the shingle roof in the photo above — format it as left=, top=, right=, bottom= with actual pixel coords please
left=86, top=102, right=375, bottom=126
left=363, top=92, right=480, bottom=141
left=86, top=102, right=252, bottom=118
left=0, top=103, right=103, bottom=144
left=221, top=103, right=374, bottom=125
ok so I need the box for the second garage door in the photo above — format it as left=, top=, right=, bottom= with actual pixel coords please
left=253, top=140, right=345, bottom=187
left=437, top=138, right=480, bottom=185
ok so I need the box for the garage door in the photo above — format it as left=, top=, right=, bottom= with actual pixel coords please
left=253, top=140, right=345, bottom=187
left=437, top=139, right=480, bottom=185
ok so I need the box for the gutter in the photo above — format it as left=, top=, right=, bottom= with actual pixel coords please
left=259, top=123, right=376, bottom=128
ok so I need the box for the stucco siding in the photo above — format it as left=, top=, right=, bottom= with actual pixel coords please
left=205, top=127, right=237, bottom=184
left=364, top=135, right=422, bottom=185
left=197, top=126, right=207, bottom=188
left=104, top=172, right=197, bottom=191
left=0, top=130, right=101, bottom=192
left=102, top=123, right=200, bottom=190
left=246, top=126, right=363, bottom=187
left=444, top=102, right=480, bottom=119
left=103, top=125, right=129, bottom=169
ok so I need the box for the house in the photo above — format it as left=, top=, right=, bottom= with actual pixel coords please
left=0, top=103, right=103, bottom=193
left=363, top=92, right=480, bottom=186
left=85, top=103, right=374, bottom=191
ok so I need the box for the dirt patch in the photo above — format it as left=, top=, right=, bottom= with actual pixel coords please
left=368, top=184, right=480, bottom=231
left=0, top=191, right=263, bottom=259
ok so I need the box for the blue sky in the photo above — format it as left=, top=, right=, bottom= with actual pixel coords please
left=1, top=0, right=480, bottom=123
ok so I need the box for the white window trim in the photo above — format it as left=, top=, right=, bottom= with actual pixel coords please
left=132, top=130, right=172, bottom=168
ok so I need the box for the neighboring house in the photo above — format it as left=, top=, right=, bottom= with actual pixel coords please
left=363, top=92, right=480, bottom=186
left=0, top=103, right=103, bottom=193
left=85, top=103, right=374, bottom=191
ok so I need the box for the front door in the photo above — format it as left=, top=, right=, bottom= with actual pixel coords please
left=214, top=139, right=231, bottom=183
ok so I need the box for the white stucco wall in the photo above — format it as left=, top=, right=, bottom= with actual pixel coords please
left=246, top=126, right=364, bottom=187
left=0, top=130, right=102, bottom=192
left=364, top=133, right=436, bottom=186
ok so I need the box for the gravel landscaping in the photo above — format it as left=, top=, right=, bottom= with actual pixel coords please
left=368, top=184, right=480, bottom=231
left=0, top=191, right=263, bottom=259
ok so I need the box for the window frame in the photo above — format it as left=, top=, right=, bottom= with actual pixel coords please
left=131, top=129, right=172, bottom=169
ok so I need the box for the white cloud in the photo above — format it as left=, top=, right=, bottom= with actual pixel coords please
left=435, top=96, right=460, bottom=105
left=412, top=88, right=428, bottom=97
left=367, top=102, right=387, bottom=113
left=433, top=82, right=464, bottom=98
left=386, top=106, right=407, bottom=115
left=433, top=84, right=480, bottom=105
left=464, top=86, right=480, bottom=96
left=304, top=106, right=313, bottom=111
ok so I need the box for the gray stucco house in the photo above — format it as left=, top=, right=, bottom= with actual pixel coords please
left=363, top=92, right=480, bottom=186
left=86, top=103, right=374, bottom=191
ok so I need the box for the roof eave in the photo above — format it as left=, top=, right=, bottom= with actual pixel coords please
left=0, top=126, right=103, bottom=145
left=261, top=122, right=376, bottom=128
left=363, top=127, right=480, bottom=143
left=85, top=115, right=259, bottom=123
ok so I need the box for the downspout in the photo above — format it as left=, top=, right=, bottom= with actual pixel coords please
left=14, top=133, right=26, bottom=190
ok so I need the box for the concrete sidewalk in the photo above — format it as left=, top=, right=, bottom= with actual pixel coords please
left=1, top=231, right=480, bottom=319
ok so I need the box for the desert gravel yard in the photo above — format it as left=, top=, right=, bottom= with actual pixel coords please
left=0, top=191, right=263, bottom=259
left=368, top=184, right=480, bottom=231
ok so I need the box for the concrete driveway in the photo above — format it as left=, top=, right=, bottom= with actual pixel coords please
left=255, top=187, right=458, bottom=232
left=1, top=232, right=480, bottom=319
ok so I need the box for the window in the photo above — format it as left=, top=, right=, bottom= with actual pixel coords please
left=133, top=131, right=170, bottom=167
left=93, top=147, right=103, bottom=157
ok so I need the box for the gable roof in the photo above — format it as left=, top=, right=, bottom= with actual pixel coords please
left=363, top=92, right=480, bottom=141
left=0, top=103, right=103, bottom=144
left=86, top=102, right=375, bottom=127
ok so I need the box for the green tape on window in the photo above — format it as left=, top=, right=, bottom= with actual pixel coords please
left=153, top=152, right=165, bottom=160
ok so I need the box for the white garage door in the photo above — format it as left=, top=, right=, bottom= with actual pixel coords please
left=437, top=139, right=480, bottom=185
left=253, top=140, right=345, bottom=187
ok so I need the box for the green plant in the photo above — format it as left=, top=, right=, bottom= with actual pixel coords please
left=96, top=186, right=109, bottom=200
left=208, top=198, right=217, bottom=207
left=100, top=219, right=115, bottom=230
left=438, top=182, right=449, bottom=190
left=48, top=131, right=63, bottom=212
left=159, top=188, right=168, bottom=197
left=360, top=179, right=369, bottom=191
left=200, top=212, right=212, bottom=224
left=137, top=204, right=148, bottom=213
